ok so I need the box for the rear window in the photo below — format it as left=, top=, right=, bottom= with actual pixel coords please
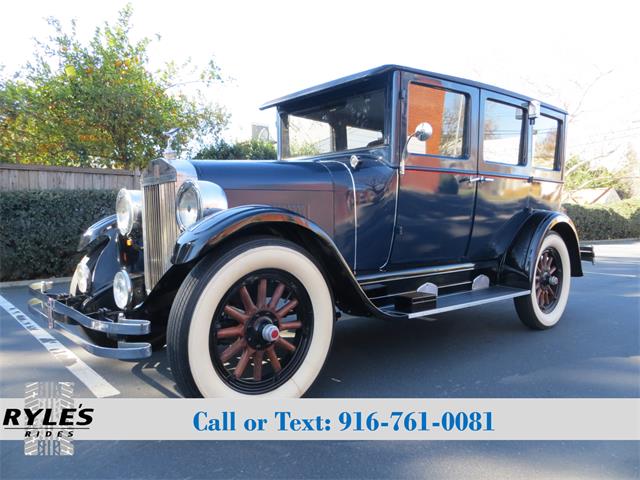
left=532, top=115, right=560, bottom=170
left=482, top=100, right=526, bottom=166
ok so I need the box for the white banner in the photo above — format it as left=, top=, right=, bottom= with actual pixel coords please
left=1, top=398, right=638, bottom=441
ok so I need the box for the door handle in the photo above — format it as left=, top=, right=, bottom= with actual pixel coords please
left=461, top=176, right=494, bottom=184
left=461, top=176, right=482, bottom=183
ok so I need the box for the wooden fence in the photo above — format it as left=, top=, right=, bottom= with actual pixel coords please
left=0, top=163, right=140, bottom=191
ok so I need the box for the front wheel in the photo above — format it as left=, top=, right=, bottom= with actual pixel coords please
left=514, top=231, right=571, bottom=330
left=167, top=238, right=335, bottom=397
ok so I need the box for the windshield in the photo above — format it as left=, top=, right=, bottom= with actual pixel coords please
left=281, top=88, right=387, bottom=159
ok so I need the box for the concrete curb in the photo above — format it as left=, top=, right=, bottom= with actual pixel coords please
left=0, top=277, right=72, bottom=288
left=583, top=238, right=640, bottom=245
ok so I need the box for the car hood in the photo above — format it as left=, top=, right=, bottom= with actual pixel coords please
left=190, top=159, right=336, bottom=234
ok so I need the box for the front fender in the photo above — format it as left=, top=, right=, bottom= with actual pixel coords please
left=73, top=215, right=144, bottom=310
left=171, top=205, right=403, bottom=320
left=501, top=210, right=583, bottom=289
left=172, top=205, right=334, bottom=265
left=70, top=216, right=120, bottom=307
left=77, top=214, right=117, bottom=252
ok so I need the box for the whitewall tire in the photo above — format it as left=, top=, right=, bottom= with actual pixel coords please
left=167, top=238, right=334, bottom=397
left=514, top=231, right=571, bottom=329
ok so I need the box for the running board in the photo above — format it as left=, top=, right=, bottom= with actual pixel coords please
left=382, top=286, right=530, bottom=319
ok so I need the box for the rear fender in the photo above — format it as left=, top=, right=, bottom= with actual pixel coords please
left=501, top=210, right=583, bottom=289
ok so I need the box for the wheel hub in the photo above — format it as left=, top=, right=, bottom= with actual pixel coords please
left=244, top=312, right=279, bottom=350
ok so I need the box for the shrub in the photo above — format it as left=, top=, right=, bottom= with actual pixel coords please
left=195, top=139, right=276, bottom=160
left=563, top=199, right=640, bottom=241
left=0, top=190, right=117, bottom=281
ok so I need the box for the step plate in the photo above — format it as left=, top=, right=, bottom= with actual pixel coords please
left=382, top=286, right=530, bottom=319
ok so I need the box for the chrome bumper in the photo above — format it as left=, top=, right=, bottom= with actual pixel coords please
left=28, top=281, right=152, bottom=360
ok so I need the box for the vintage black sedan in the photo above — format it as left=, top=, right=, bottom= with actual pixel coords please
left=29, top=65, right=592, bottom=397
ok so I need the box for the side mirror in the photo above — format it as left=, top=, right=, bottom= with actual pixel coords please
left=414, top=122, right=433, bottom=142
left=400, top=121, right=434, bottom=175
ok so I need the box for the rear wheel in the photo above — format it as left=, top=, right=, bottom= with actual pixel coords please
left=167, top=238, right=334, bottom=397
left=515, top=231, right=571, bottom=329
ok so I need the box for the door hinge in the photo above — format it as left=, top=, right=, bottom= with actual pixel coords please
left=396, top=225, right=404, bottom=236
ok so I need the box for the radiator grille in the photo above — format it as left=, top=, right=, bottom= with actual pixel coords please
left=142, top=181, right=179, bottom=293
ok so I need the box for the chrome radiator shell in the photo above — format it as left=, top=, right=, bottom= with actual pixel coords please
left=140, top=158, right=197, bottom=293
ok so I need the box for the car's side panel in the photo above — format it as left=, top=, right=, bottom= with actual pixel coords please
left=319, top=150, right=397, bottom=274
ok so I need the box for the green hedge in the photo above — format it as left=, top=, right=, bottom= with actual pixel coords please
left=1, top=189, right=637, bottom=281
left=563, top=199, right=640, bottom=241
left=0, top=190, right=117, bottom=281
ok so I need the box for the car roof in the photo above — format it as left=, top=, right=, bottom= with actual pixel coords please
left=260, top=64, right=567, bottom=115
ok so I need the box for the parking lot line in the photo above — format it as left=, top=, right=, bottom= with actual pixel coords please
left=582, top=271, right=638, bottom=278
left=0, top=294, right=120, bottom=398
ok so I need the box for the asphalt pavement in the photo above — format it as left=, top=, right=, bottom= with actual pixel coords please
left=1, top=241, right=638, bottom=479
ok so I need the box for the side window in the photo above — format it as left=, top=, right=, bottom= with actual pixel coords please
left=483, top=99, right=525, bottom=166
left=407, top=83, right=467, bottom=159
left=532, top=115, right=560, bottom=170
left=287, top=116, right=333, bottom=157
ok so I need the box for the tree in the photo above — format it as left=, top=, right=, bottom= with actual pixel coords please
left=564, top=154, right=626, bottom=194
left=618, top=145, right=640, bottom=199
left=0, top=5, right=228, bottom=168
left=195, top=139, right=276, bottom=160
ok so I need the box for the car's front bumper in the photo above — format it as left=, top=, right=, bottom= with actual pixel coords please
left=28, top=281, right=152, bottom=360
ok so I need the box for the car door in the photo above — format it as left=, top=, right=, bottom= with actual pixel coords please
left=528, top=106, right=566, bottom=211
left=466, top=90, right=532, bottom=260
left=388, top=73, right=479, bottom=267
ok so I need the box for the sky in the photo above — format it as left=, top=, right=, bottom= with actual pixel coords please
left=1, top=0, right=639, bottom=167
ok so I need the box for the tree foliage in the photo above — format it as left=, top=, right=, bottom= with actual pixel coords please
left=0, top=5, right=228, bottom=168
left=195, top=139, right=276, bottom=160
left=565, top=147, right=639, bottom=199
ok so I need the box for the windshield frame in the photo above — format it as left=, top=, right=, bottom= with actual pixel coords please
left=277, top=75, right=392, bottom=161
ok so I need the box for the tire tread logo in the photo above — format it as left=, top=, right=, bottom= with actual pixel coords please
left=23, top=382, right=75, bottom=456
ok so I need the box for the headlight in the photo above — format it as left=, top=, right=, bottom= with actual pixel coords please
left=115, top=189, right=142, bottom=236
left=176, top=180, right=227, bottom=230
left=176, top=181, right=200, bottom=230
left=75, top=262, right=91, bottom=294
left=113, top=270, right=133, bottom=309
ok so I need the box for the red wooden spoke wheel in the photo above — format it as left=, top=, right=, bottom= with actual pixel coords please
left=535, top=247, right=563, bottom=314
left=210, top=269, right=313, bottom=394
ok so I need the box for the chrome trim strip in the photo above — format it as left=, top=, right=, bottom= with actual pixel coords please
left=358, top=263, right=476, bottom=285
left=320, top=160, right=358, bottom=272
left=402, top=288, right=530, bottom=318
left=380, top=168, right=400, bottom=270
